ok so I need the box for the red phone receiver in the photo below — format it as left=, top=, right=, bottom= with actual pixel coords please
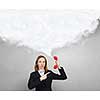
left=53, top=56, right=58, bottom=61
left=53, top=56, right=58, bottom=69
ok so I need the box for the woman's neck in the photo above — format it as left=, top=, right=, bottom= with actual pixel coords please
left=38, top=69, right=44, bottom=71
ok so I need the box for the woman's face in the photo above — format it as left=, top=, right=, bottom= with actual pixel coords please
left=37, top=57, right=45, bottom=70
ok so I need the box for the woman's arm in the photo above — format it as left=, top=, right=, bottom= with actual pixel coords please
left=52, top=58, right=67, bottom=80
left=52, top=67, right=67, bottom=80
left=28, top=72, right=41, bottom=90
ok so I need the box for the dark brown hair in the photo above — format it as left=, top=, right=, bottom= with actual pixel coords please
left=34, top=55, right=48, bottom=72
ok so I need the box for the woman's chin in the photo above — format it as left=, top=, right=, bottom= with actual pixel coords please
left=39, top=67, right=44, bottom=70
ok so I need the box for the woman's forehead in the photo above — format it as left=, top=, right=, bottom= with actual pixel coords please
left=38, top=57, right=45, bottom=61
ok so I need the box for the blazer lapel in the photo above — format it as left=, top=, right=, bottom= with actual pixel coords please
left=36, top=71, right=41, bottom=77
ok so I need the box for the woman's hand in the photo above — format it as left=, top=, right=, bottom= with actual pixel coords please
left=54, top=60, right=61, bottom=69
left=40, top=72, right=50, bottom=81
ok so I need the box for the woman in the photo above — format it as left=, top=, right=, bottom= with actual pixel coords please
left=28, top=55, right=67, bottom=91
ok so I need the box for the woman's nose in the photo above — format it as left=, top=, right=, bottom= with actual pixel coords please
left=41, top=63, right=44, bottom=65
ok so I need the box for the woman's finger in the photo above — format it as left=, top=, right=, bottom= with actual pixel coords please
left=45, top=72, right=50, bottom=75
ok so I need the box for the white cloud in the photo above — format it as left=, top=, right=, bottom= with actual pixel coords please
left=0, top=10, right=100, bottom=56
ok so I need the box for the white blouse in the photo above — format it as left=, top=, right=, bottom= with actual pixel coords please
left=38, top=70, right=45, bottom=76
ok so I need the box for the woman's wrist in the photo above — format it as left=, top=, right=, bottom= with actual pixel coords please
left=40, top=77, right=43, bottom=81
left=58, top=66, right=61, bottom=69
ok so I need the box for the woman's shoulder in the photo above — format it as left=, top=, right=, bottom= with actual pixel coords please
left=47, top=69, right=53, bottom=73
left=30, top=71, right=37, bottom=76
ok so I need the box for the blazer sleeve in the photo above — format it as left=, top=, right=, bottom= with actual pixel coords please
left=28, top=72, right=41, bottom=90
left=51, top=67, right=67, bottom=80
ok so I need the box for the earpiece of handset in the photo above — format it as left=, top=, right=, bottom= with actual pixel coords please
left=53, top=56, right=58, bottom=61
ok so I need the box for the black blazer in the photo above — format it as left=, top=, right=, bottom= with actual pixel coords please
left=28, top=67, right=67, bottom=91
